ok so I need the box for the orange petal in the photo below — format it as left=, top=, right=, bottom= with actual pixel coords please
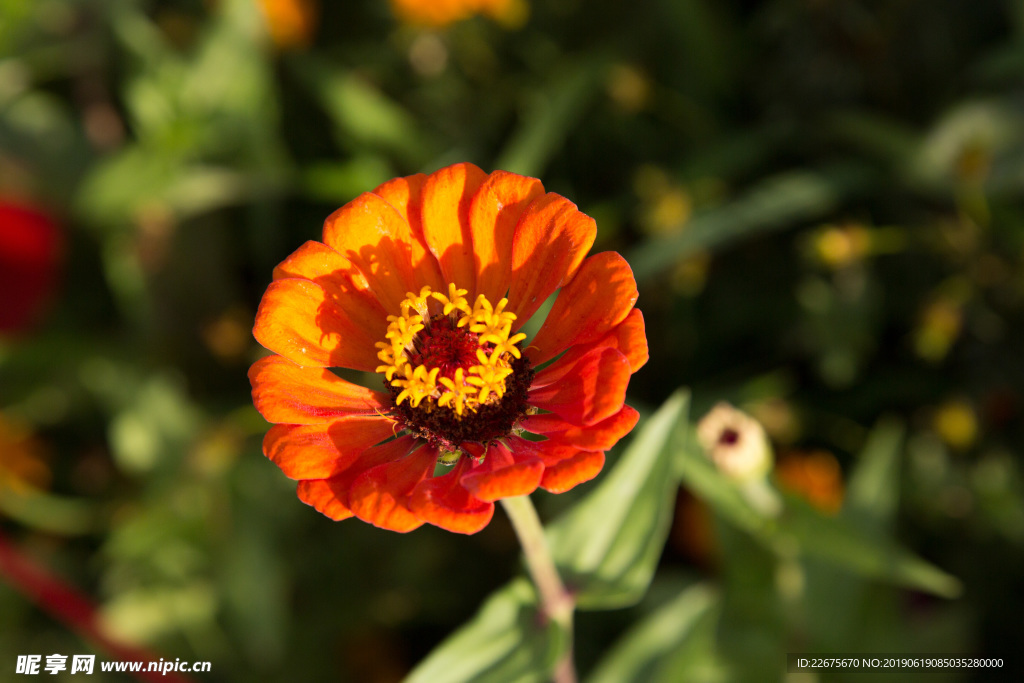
left=535, top=310, right=648, bottom=389
left=458, top=442, right=544, bottom=502
left=348, top=444, right=435, bottom=532
left=410, top=457, right=494, bottom=534
left=373, top=173, right=427, bottom=238
left=506, top=193, right=596, bottom=327
left=506, top=435, right=580, bottom=467
left=263, top=416, right=395, bottom=480
left=323, top=192, right=444, bottom=313
left=540, top=451, right=605, bottom=494
left=599, top=308, right=648, bottom=373
left=419, top=162, right=488, bottom=295
left=296, top=479, right=354, bottom=521
left=272, top=240, right=390, bottom=345
left=521, top=405, right=639, bottom=451
left=295, top=435, right=416, bottom=522
left=249, top=355, right=389, bottom=424
left=528, top=347, right=631, bottom=426
left=526, top=252, right=638, bottom=365
left=254, top=278, right=381, bottom=371
left=506, top=436, right=604, bottom=493
left=469, top=171, right=545, bottom=303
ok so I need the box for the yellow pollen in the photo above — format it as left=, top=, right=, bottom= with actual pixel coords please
left=375, top=284, right=523, bottom=417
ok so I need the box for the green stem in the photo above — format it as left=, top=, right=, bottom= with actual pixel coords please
left=500, top=495, right=576, bottom=683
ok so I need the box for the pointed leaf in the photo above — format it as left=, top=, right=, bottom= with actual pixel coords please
left=546, top=391, right=689, bottom=609
left=587, top=583, right=719, bottom=683
left=844, top=417, right=904, bottom=535
left=778, top=499, right=962, bottom=598
left=405, top=578, right=567, bottom=683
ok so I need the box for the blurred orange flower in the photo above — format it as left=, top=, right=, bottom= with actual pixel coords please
left=390, top=0, right=527, bottom=28
left=250, top=162, right=645, bottom=534
left=0, top=415, right=50, bottom=495
left=257, top=0, right=318, bottom=49
left=775, top=450, right=844, bottom=515
left=0, top=199, right=61, bottom=335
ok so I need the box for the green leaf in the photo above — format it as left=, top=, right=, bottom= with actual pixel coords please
left=844, top=417, right=904, bottom=535
left=300, top=157, right=395, bottom=203
left=0, top=490, right=98, bottom=536
left=777, top=499, right=962, bottom=599
left=404, top=578, right=567, bottom=683
left=545, top=391, right=689, bottom=610
left=587, top=583, right=719, bottom=683
left=293, top=57, right=430, bottom=163
left=627, top=165, right=868, bottom=282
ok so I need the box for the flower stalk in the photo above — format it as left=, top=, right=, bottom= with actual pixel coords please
left=501, top=495, right=576, bottom=683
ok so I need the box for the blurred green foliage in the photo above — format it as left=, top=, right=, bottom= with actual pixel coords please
left=2, top=0, right=1024, bottom=681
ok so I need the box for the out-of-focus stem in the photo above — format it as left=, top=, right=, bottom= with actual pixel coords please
left=500, top=495, right=576, bottom=683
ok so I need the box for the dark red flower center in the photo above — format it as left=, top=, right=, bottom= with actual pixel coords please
left=408, top=317, right=481, bottom=380
left=388, top=317, right=533, bottom=453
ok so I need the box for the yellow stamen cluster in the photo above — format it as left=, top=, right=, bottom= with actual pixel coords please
left=375, top=284, right=527, bottom=417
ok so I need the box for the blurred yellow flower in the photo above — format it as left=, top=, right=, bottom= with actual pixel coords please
left=257, top=0, right=318, bottom=49
left=775, top=450, right=844, bottom=515
left=811, top=223, right=871, bottom=270
left=607, top=64, right=651, bottom=113
left=933, top=399, right=978, bottom=451
left=390, top=0, right=528, bottom=28
left=633, top=165, right=692, bottom=237
left=914, top=298, right=964, bottom=362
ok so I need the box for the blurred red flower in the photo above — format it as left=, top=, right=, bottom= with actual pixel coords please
left=250, top=163, right=646, bottom=533
left=0, top=200, right=61, bottom=335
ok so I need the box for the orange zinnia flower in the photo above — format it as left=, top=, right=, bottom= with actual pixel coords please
left=249, top=163, right=646, bottom=534
left=257, top=0, right=318, bottom=50
left=775, top=451, right=844, bottom=515
left=390, top=0, right=527, bottom=28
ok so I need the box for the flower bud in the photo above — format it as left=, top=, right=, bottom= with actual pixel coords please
left=696, top=402, right=773, bottom=482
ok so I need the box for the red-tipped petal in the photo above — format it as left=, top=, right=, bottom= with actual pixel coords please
left=527, top=252, right=638, bottom=365
left=468, top=171, right=545, bottom=304
left=410, top=457, right=494, bottom=534
left=533, top=309, right=648, bottom=390
left=540, top=451, right=605, bottom=494
left=349, top=444, right=436, bottom=532
left=529, top=347, right=631, bottom=426
left=521, top=405, right=639, bottom=451
left=458, top=442, right=544, bottom=503
left=506, top=194, right=596, bottom=327
left=272, top=240, right=389, bottom=344
left=507, top=437, right=604, bottom=494
left=294, top=435, right=418, bottom=522
left=263, top=416, right=395, bottom=480
left=249, top=355, right=389, bottom=424
left=420, top=162, right=488, bottom=296
left=296, top=479, right=355, bottom=521
left=253, top=278, right=381, bottom=371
